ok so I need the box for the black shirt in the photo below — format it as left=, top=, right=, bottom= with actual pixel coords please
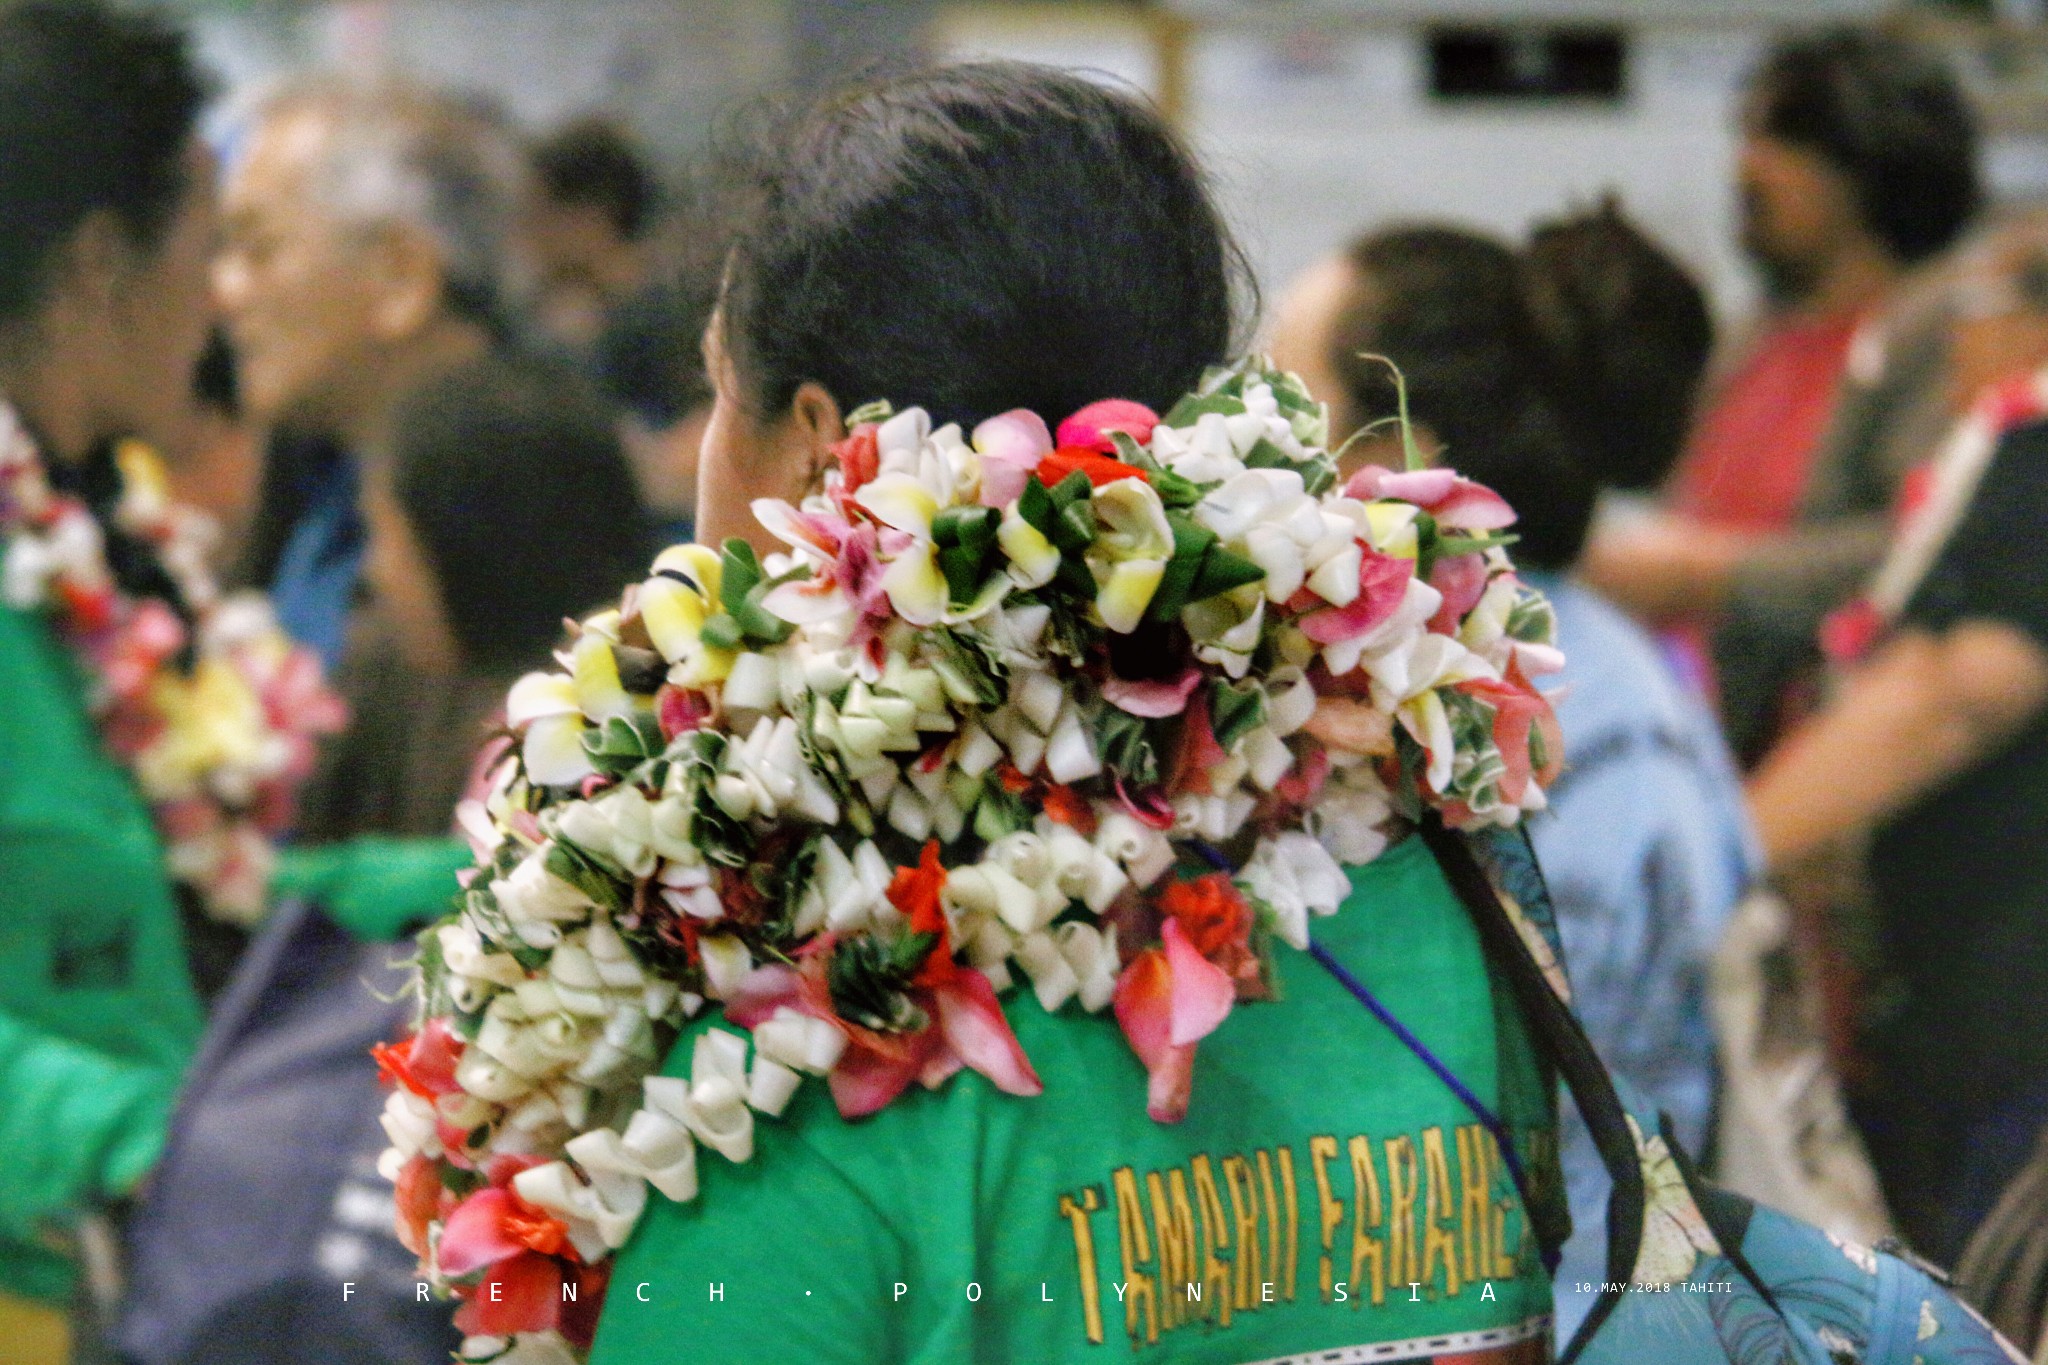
left=1868, top=418, right=2048, bottom=1108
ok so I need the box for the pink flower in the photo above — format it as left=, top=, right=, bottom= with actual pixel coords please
left=1113, top=919, right=1235, bottom=1122
left=971, top=410, right=1053, bottom=508
left=1345, top=465, right=1516, bottom=532
left=1102, top=667, right=1202, bottom=718
left=1057, top=399, right=1159, bottom=454
left=1298, top=549, right=1414, bottom=644
left=1457, top=668, right=1563, bottom=805
left=1426, top=552, right=1489, bottom=635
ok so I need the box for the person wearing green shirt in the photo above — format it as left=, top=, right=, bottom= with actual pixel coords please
left=585, top=64, right=1560, bottom=1364
left=0, top=6, right=219, bottom=1319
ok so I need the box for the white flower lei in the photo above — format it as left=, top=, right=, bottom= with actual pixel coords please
left=377, top=359, right=1564, bottom=1359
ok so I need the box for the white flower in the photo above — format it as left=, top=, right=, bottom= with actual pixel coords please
left=1310, top=773, right=1395, bottom=865
left=1239, top=832, right=1351, bottom=949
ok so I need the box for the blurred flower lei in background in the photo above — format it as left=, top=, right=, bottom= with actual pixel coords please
left=375, top=358, right=1565, bottom=1362
left=0, top=403, right=346, bottom=923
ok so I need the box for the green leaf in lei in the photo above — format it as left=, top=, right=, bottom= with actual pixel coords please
left=545, top=838, right=627, bottom=913
left=1159, top=386, right=1246, bottom=427
left=700, top=538, right=799, bottom=650
left=926, top=629, right=1007, bottom=709
left=1095, top=707, right=1161, bottom=789
left=1209, top=678, right=1267, bottom=752
left=827, top=930, right=940, bottom=1031
left=931, top=505, right=1003, bottom=610
left=582, top=713, right=666, bottom=779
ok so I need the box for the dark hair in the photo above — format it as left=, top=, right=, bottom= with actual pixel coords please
left=0, top=2, right=206, bottom=324
left=387, top=354, right=649, bottom=675
left=722, top=62, right=1248, bottom=430
left=534, top=117, right=657, bottom=241
left=1523, top=199, right=1714, bottom=493
left=1335, top=226, right=1596, bottom=570
left=1749, top=28, right=1980, bottom=264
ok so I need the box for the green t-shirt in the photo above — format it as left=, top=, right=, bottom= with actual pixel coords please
left=592, top=834, right=1560, bottom=1364
left=0, top=605, right=205, bottom=1302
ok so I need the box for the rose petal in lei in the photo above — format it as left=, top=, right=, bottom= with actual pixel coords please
left=1101, top=668, right=1202, bottom=718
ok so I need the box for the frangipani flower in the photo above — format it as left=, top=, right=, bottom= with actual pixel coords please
left=972, top=410, right=1052, bottom=508
left=1085, top=478, right=1173, bottom=633
left=1345, top=465, right=1516, bottom=532
left=638, top=545, right=734, bottom=687
left=507, top=672, right=595, bottom=787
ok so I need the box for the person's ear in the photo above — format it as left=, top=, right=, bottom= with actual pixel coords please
left=788, top=380, right=846, bottom=491
left=366, top=222, right=446, bottom=341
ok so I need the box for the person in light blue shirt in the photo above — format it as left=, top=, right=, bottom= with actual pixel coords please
left=1271, top=201, right=1753, bottom=1344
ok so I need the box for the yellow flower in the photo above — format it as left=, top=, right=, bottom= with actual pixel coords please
left=1085, top=478, right=1172, bottom=634
left=639, top=545, right=734, bottom=687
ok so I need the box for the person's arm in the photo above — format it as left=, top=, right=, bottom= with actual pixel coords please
left=270, top=835, right=473, bottom=941
left=0, top=1010, right=176, bottom=1238
left=1578, top=516, right=1753, bottom=625
left=1749, top=622, right=2048, bottom=869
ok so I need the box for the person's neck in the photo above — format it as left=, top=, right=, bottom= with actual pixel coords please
left=0, top=320, right=104, bottom=464
left=338, top=312, right=492, bottom=457
left=1789, top=236, right=1899, bottom=322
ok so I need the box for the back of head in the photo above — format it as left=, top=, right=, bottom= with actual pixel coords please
left=1523, top=198, right=1714, bottom=493
left=387, top=354, right=647, bottom=676
left=0, top=0, right=204, bottom=326
left=1336, top=225, right=1595, bottom=570
left=1749, top=27, right=1980, bottom=265
left=254, top=79, right=531, bottom=328
left=534, top=117, right=657, bottom=243
left=722, top=61, right=1246, bottom=429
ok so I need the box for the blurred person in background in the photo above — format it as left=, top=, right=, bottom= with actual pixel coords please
left=218, top=77, right=531, bottom=672
left=1750, top=215, right=2048, bottom=1266
left=1272, top=205, right=1746, bottom=1343
left=150, top=329, right=261, bottom=573
left=530, top=116, right=658, bottom=354
left=591, top=185, right=726, bottom=549
left=0, top=5, right=214, bottom=1359
left=1585, top=27, right=1980, bottom=765
left=115, top=352, right=648, bottom=1365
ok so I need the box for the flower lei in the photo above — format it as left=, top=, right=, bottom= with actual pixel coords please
left=0, top=401, right=346, bottom=923
left=378, top=359, right=1565, bottom=1363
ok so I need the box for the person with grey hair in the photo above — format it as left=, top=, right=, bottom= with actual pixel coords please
left=217, top=78, right=530, bottom=670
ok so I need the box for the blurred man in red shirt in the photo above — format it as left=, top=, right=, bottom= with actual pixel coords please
left=1587, top=29, right=1980, bottom=758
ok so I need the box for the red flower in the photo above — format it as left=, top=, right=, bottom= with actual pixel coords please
left=1040, top=782, right=1097, bottom=834
left=834, top=425, right=880, bottom=495
left=888, top=840, right=953, bottom=987
left=1159, top=874, right=1261, bottom=993
left=373, top=1018, right=464, bottom=1101
left=1036, top=447, right=1150, bottom=489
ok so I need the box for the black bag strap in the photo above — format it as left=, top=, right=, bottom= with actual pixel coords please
left=1418, top=820, right=1649, bottom=1356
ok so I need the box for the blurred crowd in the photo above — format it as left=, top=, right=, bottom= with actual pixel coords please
left=11, top=2, right=2048, bottom=1361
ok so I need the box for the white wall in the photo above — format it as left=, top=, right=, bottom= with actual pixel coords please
left=1184, top=24, right=1766, bottom=327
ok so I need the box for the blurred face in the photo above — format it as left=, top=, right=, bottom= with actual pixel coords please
left=530, top=200, right=642, bottom=351
left=1267, top=253, right=1364, bottom=444
left=694, top=311, right=837, bottom=554
left=363, top=473, right=460, bottom=676
left=95, top=143, right=220, bottom=451
left=214, top=107, right=393, bottom=431
left=1736, top=131, right=1865, bottom=303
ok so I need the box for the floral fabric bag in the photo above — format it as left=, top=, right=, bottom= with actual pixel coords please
left=1429, top=823, right=2025, bottom=1365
